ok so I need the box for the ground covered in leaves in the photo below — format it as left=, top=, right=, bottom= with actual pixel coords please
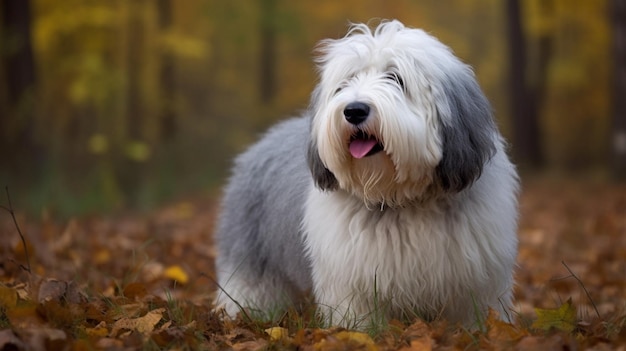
left=1, top=177, right=625, bottom=350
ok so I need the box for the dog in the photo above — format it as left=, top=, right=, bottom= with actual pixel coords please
left=213, top=20, right=518, bottom=329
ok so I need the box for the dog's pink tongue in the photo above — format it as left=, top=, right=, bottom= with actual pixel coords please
left=349, top=139, right=378, bottom=159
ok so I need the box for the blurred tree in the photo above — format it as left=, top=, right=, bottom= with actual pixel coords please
left=1, top=0, right=39, bottom=175
left=505, top=0, right=547, bottom=169
left=157, top=0, right=177, bottom=140
left=0, top=0, right=616, bottom=214
left=259, top=0, right=277, bottom=105
left=612, top=0, right=626, bottom=179
left=121, top=0, right=146, bottom=198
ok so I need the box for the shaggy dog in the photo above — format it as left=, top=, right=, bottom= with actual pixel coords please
left=214, top=20, right=518, bottom=328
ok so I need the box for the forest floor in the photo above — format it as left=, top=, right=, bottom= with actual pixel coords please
left=0, top=176, right=625, bottom=350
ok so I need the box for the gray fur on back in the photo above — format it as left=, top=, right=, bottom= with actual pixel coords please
left=215, top=116, right=313, bottom=294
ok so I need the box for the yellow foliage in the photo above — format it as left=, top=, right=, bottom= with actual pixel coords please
left=88, top=134, right=109, bottom=155
left=124, top=141, right=151, bottom=162
left=163, top=265, right=189, bottom=285
left=159, top=31, right=209, bottom=59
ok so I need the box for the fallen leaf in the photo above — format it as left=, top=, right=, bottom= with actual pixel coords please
left=514, top=334, right=575, bottom=350
left=315, top=330, right=378, bottom=351
left=397, top=319, right=438, bottom=351
left=38, top=300, right=86, bottom=329
left=96, top=337, right=124, bottom=349
left=232, top=340, right=269, bottom=351
left=0, top=285, right=18, bottom=309
left=486, top=308, right=528, bottom=342
left=163, top=265, right=189, bottom=284
left=110, top=307, right=164, bottom=336
left=85, top=321, right=109, bottom=337
left=399, top=337, right=433, bottom=351
left=6, top=304, right=44, bottom=329
left=93, top=248, right=111, bottom=264
left=21, top=327, right=67, bottom=351
left=531, top=298, right=577, bottom=333
left=37, top=279, right=66, bottom=303
left=123, top=282, right=148, bottom=300
left=265, top=327, right=291, bottom=342
left=335, top=331, right=376, bottom=345
left=225, top=327, right=257, bottom=343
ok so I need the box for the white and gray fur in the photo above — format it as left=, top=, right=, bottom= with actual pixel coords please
left=214, top=20, right=518, bottom=328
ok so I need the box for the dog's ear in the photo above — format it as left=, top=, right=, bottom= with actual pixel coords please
left=306, top=85, right=339, bottom=191
left=434, top=67, right=497, bottom=192
left=307, top=139, right=339, bottom=191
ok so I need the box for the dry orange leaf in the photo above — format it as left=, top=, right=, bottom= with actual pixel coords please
left=94, top=248, right=111, bottom=264
left=315, top=330, right=378, bottom=351
left=231, top=340, right=269, bottom=351
left=486, top=309, right=528, bottom=342
left=110, top=307, right=164, bottom=336
left=6, top=304, right=43, bottom=329
left=123, top=282, right=148, bottom=300
left=399, top=337, right=433, bottom=351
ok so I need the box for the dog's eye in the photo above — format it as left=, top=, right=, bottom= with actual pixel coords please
left=334, top=87, right=343, bottom=95
left=386, top=72, right=405, bottom=91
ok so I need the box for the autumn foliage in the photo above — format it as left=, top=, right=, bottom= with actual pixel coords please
left=0, top=177, right=625, bottom=350
left=1, top=0, right=620, bottom=215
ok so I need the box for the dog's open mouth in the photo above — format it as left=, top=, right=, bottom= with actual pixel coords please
left=349, top=131, right=384, bottom=159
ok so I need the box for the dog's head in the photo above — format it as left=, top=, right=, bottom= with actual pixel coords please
left=307, top=20, right=497, bottom=207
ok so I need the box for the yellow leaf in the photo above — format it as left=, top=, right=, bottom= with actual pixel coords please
left=163, top=265, right=189, bottom=285
left=94, top=248, right=111, bottom=264
left=531, top=298, right=577, bottom=333
left=265, top=327, right=290, bottom=342
left=85, top=322, right=109, bottom=337
left=0, top=286, right=18, bottom=309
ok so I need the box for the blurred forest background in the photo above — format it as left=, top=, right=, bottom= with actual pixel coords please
left=1, top=0, right=625, bottom=216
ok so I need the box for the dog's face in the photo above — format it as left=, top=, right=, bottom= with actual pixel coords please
left=308, top=20, right=497, bottom=207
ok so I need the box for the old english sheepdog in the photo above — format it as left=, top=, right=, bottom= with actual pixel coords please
left=214, top=20, right=519, bottom=328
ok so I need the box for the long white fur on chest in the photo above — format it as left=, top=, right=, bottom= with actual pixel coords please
left=302, top=177, right=516, bottom=324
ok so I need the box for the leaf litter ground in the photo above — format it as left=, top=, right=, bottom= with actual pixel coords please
left=0, top=177, right=625, bottom=350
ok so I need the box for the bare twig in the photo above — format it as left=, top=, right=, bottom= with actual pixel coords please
left=1, top=186, right=31, bottom=273
left=561, top=260, right=601, bottom=320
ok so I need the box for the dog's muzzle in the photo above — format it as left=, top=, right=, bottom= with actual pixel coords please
left=343, top=102, right=384, bottom=159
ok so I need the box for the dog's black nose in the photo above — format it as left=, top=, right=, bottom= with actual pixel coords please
left=343, top=102, right=370, bottom=125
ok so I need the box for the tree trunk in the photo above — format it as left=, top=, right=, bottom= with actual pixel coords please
left=119, top=1, right=145, bottom=199
left=157, top=0, right=177, bottom=141
left=1, top=0, right=39, bottom=173
left=611, top=0, right=626, bottom=180
left=505, top=0, right=544, bottom=169
left=258, top=0, right=277, bottom=105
